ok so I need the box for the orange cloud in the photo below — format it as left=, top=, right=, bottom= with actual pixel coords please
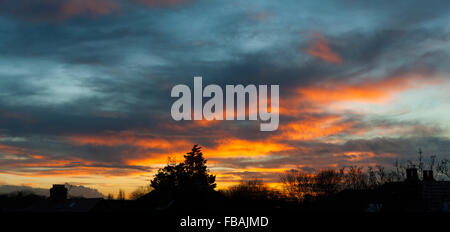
left=336, top=152, right=375, bottom=161
left=0, top=144, right=41, bottom=160
left=277, top=74, right=441, bottom=141
left=298, top=74, right=440, bottom=104
left=68, top=131, right=194, bottom=167
left=206, top=139, right=292, bottom=158
left=126, top=138, right=292, bottom=167
left=68, top=131, right=189, bottom=150
left=279, top=115, right=356, bottom=141
left=61, top=0, right=118, bottom=18
left=307, top=32, right=343, bottom=64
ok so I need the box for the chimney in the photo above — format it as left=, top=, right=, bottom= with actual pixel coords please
left=423, top=170, right=434, bottom=181
left=406, top=167, right=419, bottom=182
left=50, top=184, right=67, bottom=201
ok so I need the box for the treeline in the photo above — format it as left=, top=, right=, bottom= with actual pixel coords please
left=229, top=153, right=449, bottom=203
left=130, top=147, right=449, bottom=204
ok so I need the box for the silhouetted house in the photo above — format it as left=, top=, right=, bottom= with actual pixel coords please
left=19, top=184, right=123, bottom=212
left=49, top=184, right=67, bottom=201
left=379, top=168, right=450, bottom=212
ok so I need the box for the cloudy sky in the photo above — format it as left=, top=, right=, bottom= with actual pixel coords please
left=0, top=0, right=450, bottom=195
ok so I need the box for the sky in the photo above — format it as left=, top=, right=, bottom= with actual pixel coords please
left=0, top=0, right=450, bottom=196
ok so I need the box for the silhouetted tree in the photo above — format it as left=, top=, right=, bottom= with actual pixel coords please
left=315, top=169, right=343, bottom=195
left=117, top=189, right=126, bottom=200
left=367, top=165, right=384, bottom=188
left=150, top=145, right=216, bottom=194
left=129, top=186, right=152, bottom=200
left=224, top=179, right=280, bottom=201
left=344, top=166, right=368, bottom=190
left=183, top=144, right=216, bottom=190
left=106, top=193, right=114, bottom=200
left=281, top=169, right=344, bottom=201
left=280, top=170, right=314, bottom=201
left=436, top=159, right=450, bottom=179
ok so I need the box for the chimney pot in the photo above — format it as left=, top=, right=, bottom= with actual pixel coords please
left=406, top=167, right=419, bottom=182
left=423, top=170, right=434, bottom=181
